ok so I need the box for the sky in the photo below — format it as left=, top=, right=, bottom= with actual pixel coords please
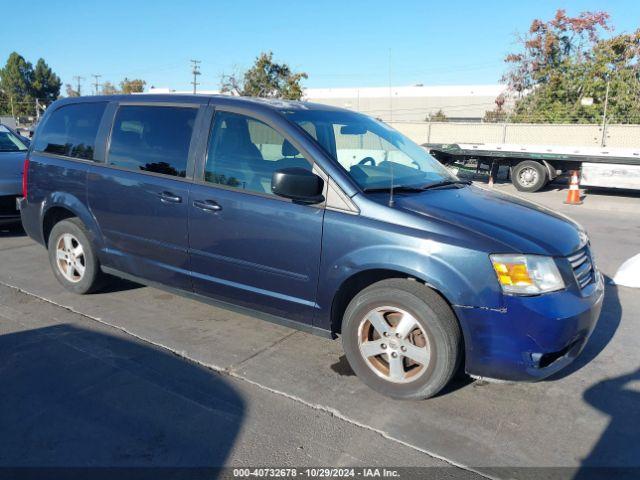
left=2, top=0, right=639, bottom=93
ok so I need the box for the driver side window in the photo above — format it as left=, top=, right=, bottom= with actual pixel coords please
left=204, top=111, right=312, bottom=195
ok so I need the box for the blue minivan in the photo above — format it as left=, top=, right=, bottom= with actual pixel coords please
left=19, top=95, right=604, bottom=399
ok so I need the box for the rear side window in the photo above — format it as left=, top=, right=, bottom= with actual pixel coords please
left=34, top=102, right=107, bottom=160
left=0, top=126, right=28, bottom=152
left=108, top=105, right=197, bottom=178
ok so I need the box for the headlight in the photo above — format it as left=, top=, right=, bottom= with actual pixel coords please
left=490, top=254, right=565, bottom=295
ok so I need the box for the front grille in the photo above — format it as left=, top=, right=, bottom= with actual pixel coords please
left=0, top=195, right=19, bottom=215
left=567, top=246, right=594, bottom=289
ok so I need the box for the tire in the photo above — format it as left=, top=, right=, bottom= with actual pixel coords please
left=511, top=160, right=548, bottom=192
left=47, top=218, right=106, bottom=294
left=341, top=279, right=462, bottom=400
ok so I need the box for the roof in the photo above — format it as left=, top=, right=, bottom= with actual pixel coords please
left=51, top=93, right=351, bottom=114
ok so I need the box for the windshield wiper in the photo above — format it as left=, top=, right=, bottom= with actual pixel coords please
left=362, top=185, right=427, bottom=193
left=363, top=180, right=470, bottom=193
left=420, top=179, right=471, bottom=190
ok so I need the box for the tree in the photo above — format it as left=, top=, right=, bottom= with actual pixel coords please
left=427, top=109, right=448, bottom=122
left=503, top=10, right=611, bottom=96
left=499, top=9, right=640, bottom=124
left=0, top=52, right=62, bottom=116
left=583, top=30, right=640, bottom=123
left=32, top=59, right=61, bottom=104
left=65, top=84, right=80, bottom=97
left=101, top=82, right=119, bottom=95
left=120, top=78, right=146, bottom=94
left=0, top=89, right=8, bottom=114
left=0, top=52, right=34, bottom=116
left=220, top=52, right=308, bottom=100
left=483, top=94, right=509, bottom=123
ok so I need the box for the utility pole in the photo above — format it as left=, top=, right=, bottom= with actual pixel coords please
left=92, top=74, right=102, bottom=95
left=388, top=48, right=393, bottom=122
left=600, top=75, right=611, bottom=148
left=190, top=59, right=201, bottom=94
left=73, top=76, right=85, bottom=96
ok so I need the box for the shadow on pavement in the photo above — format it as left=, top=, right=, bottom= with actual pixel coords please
left=98, top=276, right=145, bottom=294
left=549, top=279, right=621, bottom=381
left=582, top=187, right=640, bottom=199
left=0, top=324, right=245, bottom=479
left=330, top=354, right=474, bottom=397
left=574, top=368, right=640, bottom=479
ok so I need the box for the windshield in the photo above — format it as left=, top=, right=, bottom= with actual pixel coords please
left=282, top=109, right=456, bottom=191
left=0, top=126, right=28, bottom=152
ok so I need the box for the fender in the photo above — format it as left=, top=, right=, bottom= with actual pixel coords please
left=541, top=159, right=558, bottom=180
left=41, top=191, right=105, bottom=251
left=315, top=242, right=503, bottom=330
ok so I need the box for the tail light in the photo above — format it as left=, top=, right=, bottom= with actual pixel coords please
left=22, top=157, right=30, bottom=198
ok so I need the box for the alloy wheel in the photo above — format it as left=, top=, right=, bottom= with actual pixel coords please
left=55, top=233, right=86, bottom=283
left=357, top=306, right=430, bottom=384
left=518, top=167, right=539, bottom=187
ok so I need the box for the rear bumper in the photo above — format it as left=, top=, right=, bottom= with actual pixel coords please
left=17, top=197, right=44, bottom=244
left=0, top=195, right=21, bottom=225
left=456, top=271, right=605, bottom=381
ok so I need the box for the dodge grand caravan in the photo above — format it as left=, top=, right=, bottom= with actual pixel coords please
left=19, top=95, right=604, bottom=399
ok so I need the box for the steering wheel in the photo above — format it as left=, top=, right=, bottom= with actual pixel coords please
left=358, top=157, right=376, bottom=166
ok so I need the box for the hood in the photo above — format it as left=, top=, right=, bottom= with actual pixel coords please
left=0, top=151, right=27, bottom=177
left=388, top=184, right=585, bottom=257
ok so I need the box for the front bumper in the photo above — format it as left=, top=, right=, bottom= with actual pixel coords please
left=455, top=271, right=605, bottom=381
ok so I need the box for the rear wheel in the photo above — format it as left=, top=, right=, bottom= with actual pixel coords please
left=341, top=279, right=462, bottom=400
left=48, top=218, right=106, bottom=294
left=511, top=160, right=548, bottom=192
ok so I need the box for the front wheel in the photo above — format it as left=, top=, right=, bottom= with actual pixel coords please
left=48, top=218, right=106, bottom=294
left=342, top=279, right=462, bottom=400
left=511, top=160, right=548, bottom=192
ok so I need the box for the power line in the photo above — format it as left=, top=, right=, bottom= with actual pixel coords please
left=92, top=74, right=102, bottom=95
left=190, top=59, right=201, bottom=94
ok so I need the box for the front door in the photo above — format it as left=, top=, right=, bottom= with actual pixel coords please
left=188, top=109, right=324, bottom=324
left=88, top=104, right=199, bottom=289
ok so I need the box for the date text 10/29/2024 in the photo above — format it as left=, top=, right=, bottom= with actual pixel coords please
left=233, top=468, right=401, bottom=478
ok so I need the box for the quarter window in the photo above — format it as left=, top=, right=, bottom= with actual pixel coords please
left=34, top=102, right=107, bottom=160
left=204, top=111, right=311, bottom=195
left=108, top=105, right=197, bottom=178
left=0, top=126, right=28, bottom=152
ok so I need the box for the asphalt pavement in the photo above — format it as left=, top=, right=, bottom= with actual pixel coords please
left=0, top=185, right=638, bottom=479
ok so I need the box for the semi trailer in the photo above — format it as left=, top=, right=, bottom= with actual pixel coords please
left=425, top=142, right=640, bottom=192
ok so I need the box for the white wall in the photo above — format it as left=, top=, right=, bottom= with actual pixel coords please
left=389, top=121, right=640, bottom=149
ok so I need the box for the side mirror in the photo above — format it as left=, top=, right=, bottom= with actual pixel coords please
left=271, top=167, right=324, bottom=204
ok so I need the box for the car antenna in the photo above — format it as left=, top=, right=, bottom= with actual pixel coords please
left=388, top=161, right=395, bottom=207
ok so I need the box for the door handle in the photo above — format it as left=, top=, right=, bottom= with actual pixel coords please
left=193, top=199, right=222, bottom=212
left=158, top=191, right=182, bottom=203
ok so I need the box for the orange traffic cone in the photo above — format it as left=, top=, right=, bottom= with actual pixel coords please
left=564, top=170, right=583, bottom=205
